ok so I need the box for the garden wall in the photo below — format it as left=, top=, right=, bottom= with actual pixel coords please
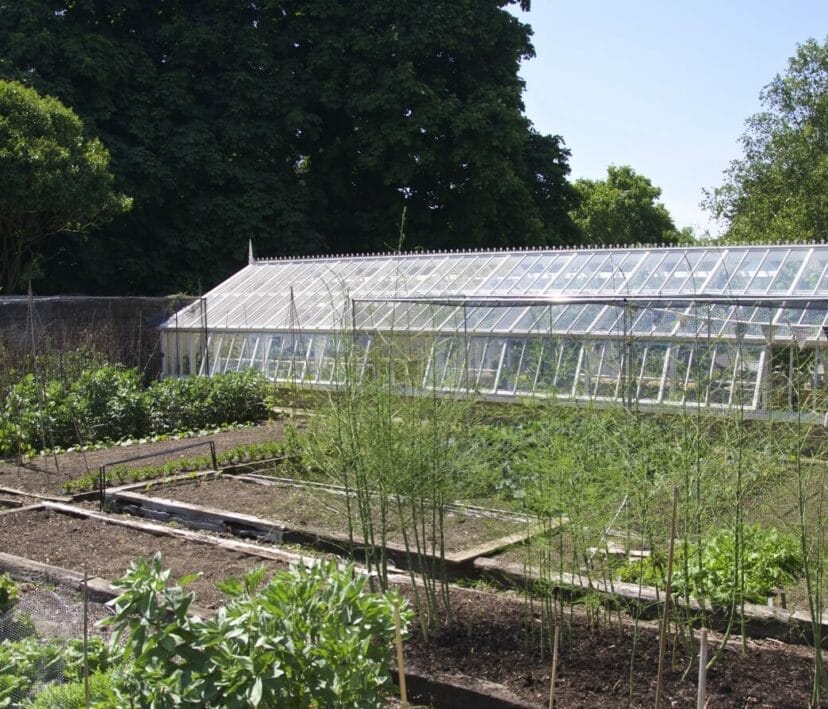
left=0, top=296, right=199, bottom=379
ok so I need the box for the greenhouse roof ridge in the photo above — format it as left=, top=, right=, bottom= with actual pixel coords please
left=250, top=241, right=825, bottom=264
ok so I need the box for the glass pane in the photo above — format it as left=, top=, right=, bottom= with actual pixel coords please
left=568, top=253, right=611, bottom=292
left=726, top=249, right=767, bottom=292
left=625, top=252, right=668, bottom=292
left=663, top=345, right=693, bottom=403
left=769, top=250, right=807, bottom=293
left=532, top=255, right=574, bottom=293
left=496, top=339, right=526, bottom=393
left=681, top=251, right=721, bottom=293
left=705, top=250, right=747, bottom=292
left=515, top=338, right=543, bottom=393
left=661, top=251, right=703, bottom=292
left=639, top=252, right=683, bottom=293
left=795, top=250, right=828, bottom=294
left=546, top=254, right=592, bottom=291
left=553, top=341, right=580, bottom=397
left=746, top=249, right=786, bottom=293
left=594, top=341, right=623, bottom=399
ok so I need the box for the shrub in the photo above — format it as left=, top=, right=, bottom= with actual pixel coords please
left=0, top=363, right=272, bottom=456
left=105, top=553, right=408, bottom=708
left=70, top=365, right=147, bottom=442
left=0, top=636, right=119, bottom=706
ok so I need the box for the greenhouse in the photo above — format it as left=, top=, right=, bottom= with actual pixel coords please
left=160, top=244, right=828, bottom=418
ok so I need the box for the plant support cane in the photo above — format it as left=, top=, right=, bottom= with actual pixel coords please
left=655, top=486, right=678, bottom=708
left=395, top=599, right=408, bottom=708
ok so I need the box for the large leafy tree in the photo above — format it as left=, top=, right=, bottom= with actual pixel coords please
left=571, top=165, right=681, bottom=246
left=0, top=1, right=318, bottom=294
left=706, top=37, right=827, bottom=243
left=287, top=0, right=579, bottom=253
left=0, top=0, right=578, bottom=295
left=0, top=79, right=130, bottom=294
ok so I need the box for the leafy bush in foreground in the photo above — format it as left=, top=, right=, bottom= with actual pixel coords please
left=105, top=554, right=408, bottom=708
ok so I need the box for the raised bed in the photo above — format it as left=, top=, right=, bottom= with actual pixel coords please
left=474, top=554, right=828, bottom=647
left=0, top=502, right=819, bottom=706
left=105, top=472, right=541, bottom=573
left=0, top=502, right=314, bottom=609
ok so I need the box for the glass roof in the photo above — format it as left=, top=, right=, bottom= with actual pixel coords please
left=164, top=245, right=828, bottom=341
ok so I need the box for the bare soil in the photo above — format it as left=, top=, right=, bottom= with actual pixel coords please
left=144, top=475, right=524, bottom=554
left=0, top=508, right=290, bottom=608
left=0, top=507, right=822, bottom=706
left=0, top=421, right=291, bottom=496
left=0, top=462, right=824, bottom=706
left=405, top=588, right=825, bottom=708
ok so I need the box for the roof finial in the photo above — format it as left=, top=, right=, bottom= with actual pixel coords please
left=248, top=239, right=254, bottom=265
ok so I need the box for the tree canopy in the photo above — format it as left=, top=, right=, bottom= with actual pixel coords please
left=570, top=165, right=682, bottom=246
left=705, top=37, right=828, bottom=244
left=0, top=0, right=579, bottom=295
left=0, top=79, right=130, bottom=294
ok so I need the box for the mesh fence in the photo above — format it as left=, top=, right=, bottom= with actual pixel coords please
left=0, top=579, right=112, bottom=706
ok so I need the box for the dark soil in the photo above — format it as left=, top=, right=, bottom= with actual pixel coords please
left=145, top=476, right=524, bottom=554
left=0, top=421, right=291, bottom=496
left=0, top=508, right=289, bottom=608
left=404, top=588, right=825, bottom=708
left=0, top=496, right=823, bottom=707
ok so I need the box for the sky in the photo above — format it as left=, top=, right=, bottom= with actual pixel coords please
left=510, top=1, right=827, bottom=237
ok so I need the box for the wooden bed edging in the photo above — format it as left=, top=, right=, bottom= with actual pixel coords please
left=104, top=482, right=540, bottom=574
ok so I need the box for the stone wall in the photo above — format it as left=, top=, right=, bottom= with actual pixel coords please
left=0, top=296, right=200, bottom=379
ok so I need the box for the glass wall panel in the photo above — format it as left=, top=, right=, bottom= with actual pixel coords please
left=594, top=341, right=622, bottom=399
left=496, top=339, right=526, bottom=394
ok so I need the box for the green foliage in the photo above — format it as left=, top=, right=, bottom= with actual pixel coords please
left=706, top=37, right=828, bottom=243
left=26, top=670, right=115, bottom=709
left=571, top=165, right=681, bottom=246
left=0, top=79, right=130, bottom=293
left=618, top=525, right=804, bottom=605
left=0, top=575, right=18, bottom=615
left=62, top=441, right=287, bottom=494
left=0, top=1, right=578, bottom=295
left=0, top=636, right=117, bottom=707
left=148, top=370, right=271, bottom=434
left=71, top=366, right=147, bottom=443
left=0, top=365, right=271, bottom=457
left=104, top=553, right=407, bottom=708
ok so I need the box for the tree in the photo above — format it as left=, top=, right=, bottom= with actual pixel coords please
left=0, top=79, right=130, bottom=294
left=0, top=1, right=579, bottom=295
left=705, top=37, right=827, bottom=243
left=287, top=0, right=580, bottom=254
left=571, top=165, right=680, bottom=246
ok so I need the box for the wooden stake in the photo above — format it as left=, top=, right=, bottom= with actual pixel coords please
left=83, top=565, right=90, bottom=709
left=548, top=622, right=560, bottom=709
left=697, top=627, right=708, bottom=709
left=655, top=486, right=678, bottom=708
left=394, top=600, right=408, bottom=708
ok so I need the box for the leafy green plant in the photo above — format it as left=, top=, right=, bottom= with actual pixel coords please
left=618, top=524, right=804, bottom=605
left=104, top=553, right=408, bottom=708
left=27, top=670, right=115, bottom=709
left=0, top=575, right=18, bottom=615
left=1, top=364, right=272, bottom=457
left=61, top=440, right=288, bottom=494
left=0, top=635, right=119, bottom=707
